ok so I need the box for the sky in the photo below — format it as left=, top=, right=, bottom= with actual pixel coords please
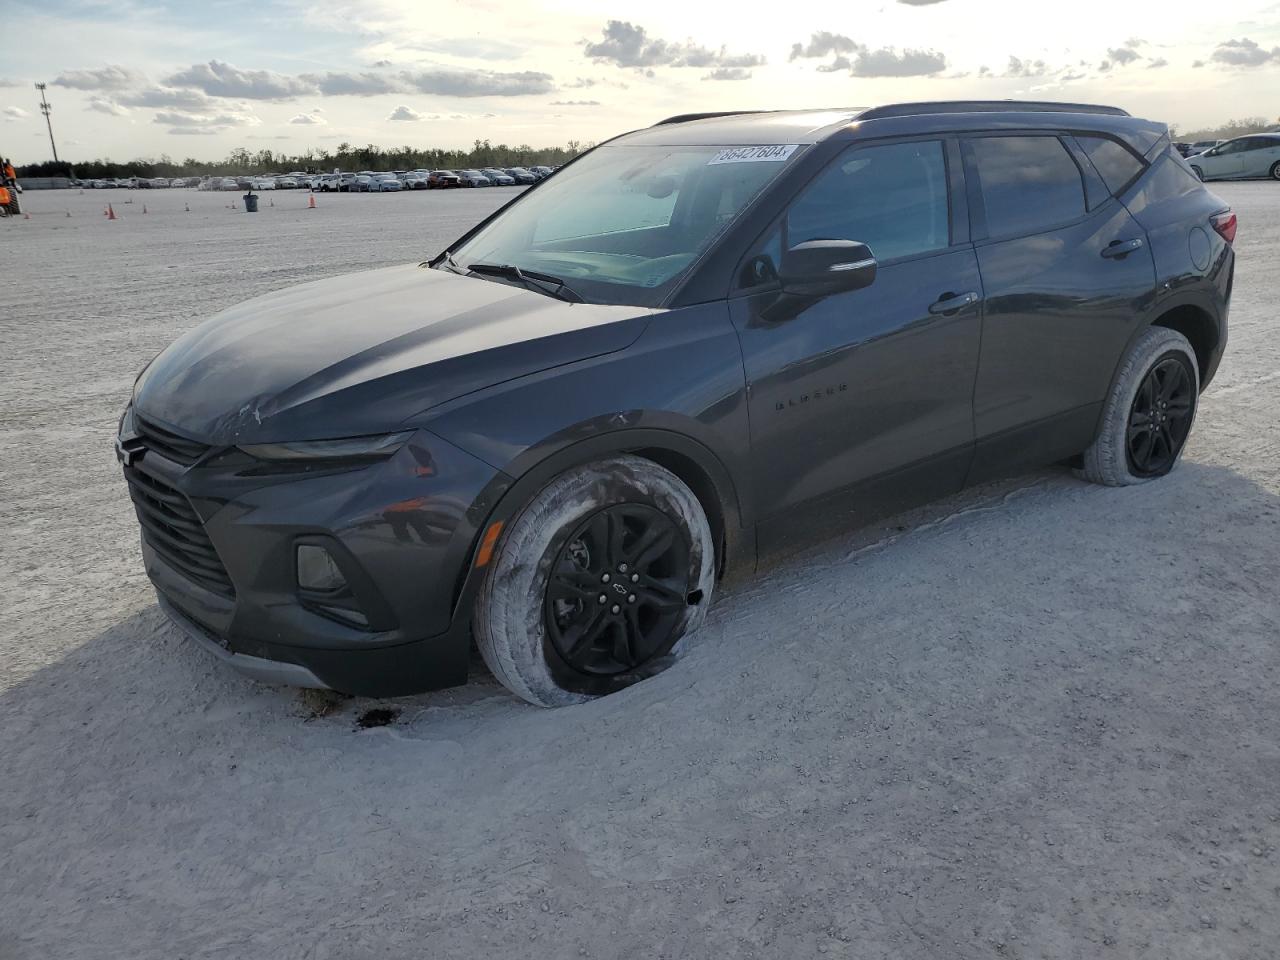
left=3, top=0, right=1279, bottom=164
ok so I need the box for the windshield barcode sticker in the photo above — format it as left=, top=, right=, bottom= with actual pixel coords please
left=708, top=144, right=800, bottom=165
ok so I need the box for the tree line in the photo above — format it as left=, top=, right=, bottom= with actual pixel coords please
left=1170, top=116, right=1279, bottom=142
left=15, top=139, right=592, bottom=179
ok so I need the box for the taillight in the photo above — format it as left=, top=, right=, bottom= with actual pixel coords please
left=1211, top=211, right=1237, bottom=244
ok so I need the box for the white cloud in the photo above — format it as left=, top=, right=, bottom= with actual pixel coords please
left=789, top=33, right=947, bottom=77
left=303, top=71, right=401, bottom=96
left=165, top=61, right=316, bottom=100
left=1211, top=37, right=1280, bottom=67
left=289, top=112, right=326, bottom=125
left=152, top=109, right=262, bottom=134
left=87, top=98, right=129, bottom=116
left=401, top=68, right=554, bottom=97
left=387, top=105, right=423, bottom=121
left=52, top=64, right=146, bottom=91
left=4, top=106, right=30, bottom=121
left=118, top=87, right=221, bottom=111
left=585, top=20, right=765, bottom=71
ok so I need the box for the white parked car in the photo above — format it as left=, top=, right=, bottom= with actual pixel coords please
left=250, top=178, right=276, bottom=190
left=369, top=174, right=402, bottom=192
left=276, top=177, right=299, bottom=189
left=1187, top=133, right=1280, bottom=181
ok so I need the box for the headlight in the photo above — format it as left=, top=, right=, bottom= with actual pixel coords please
left=239, top=431, right=413, bottom=462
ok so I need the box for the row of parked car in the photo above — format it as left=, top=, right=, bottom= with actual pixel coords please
left=310, top=167, right=557, bottom=191
left=1175, top=132, right=1280, bottom=182
left=80, top=166, right=558, bottom=192
left=81, top=176, right=202, bottom=189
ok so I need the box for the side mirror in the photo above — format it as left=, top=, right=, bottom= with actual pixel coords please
left=779, top=239, right=877, bottom=297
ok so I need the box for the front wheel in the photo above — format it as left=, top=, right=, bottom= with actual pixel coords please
left=1078, top=326, right=1199, bottom=486
left=1191, top=165, right=1205, bottom=181
left=474, top=456, right=716, bottom=707
left=1270, top=161, right=1280, bottom=181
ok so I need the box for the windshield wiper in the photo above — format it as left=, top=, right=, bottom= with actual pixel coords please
left=465, top=262, right=584, bottom=303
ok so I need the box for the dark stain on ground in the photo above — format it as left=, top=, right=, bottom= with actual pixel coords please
left=356, top=708, right=399, bottom=729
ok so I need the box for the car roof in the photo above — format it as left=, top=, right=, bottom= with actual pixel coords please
left=614, top=100, right=1165, bottom=157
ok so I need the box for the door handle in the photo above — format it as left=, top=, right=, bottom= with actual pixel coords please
left=928, top=291, right=980, bottom=315
left=1102, top=237, right=1145, bottom=259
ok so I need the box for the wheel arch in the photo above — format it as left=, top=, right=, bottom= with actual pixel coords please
left=1150, top=301, right=1220, bottom=391
left=445, top=427, right=752, bottom=646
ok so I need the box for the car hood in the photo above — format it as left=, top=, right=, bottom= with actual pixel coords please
left=134, top=263, right=656, bottom=445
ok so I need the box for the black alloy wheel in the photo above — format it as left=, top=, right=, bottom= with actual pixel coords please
left=545, top=504, right=692, bottom=677
left=1127, top=353, right=1195, bottom=477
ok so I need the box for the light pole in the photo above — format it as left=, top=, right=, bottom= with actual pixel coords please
left=35, top=82, right=60, bottom=165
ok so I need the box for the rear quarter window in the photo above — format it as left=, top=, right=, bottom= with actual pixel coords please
left=968, top=136, right=1087, bottom=239
left=1076, top=136, right=1146, bottom=195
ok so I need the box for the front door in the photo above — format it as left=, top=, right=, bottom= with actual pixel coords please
left=1201, top=141, right=1246, bottom=179
left=728, top=138, right=983, bottom=555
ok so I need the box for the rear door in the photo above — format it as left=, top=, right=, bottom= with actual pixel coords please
left=964, top=133, right=1157, bottom=475
left=1240, top=137, right=1280, bottom=178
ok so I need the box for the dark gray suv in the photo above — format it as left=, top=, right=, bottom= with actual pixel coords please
left=118, top=101, right=1234, bottom=706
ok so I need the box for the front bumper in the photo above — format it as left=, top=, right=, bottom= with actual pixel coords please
left=122, top=423, right=510, bottom=696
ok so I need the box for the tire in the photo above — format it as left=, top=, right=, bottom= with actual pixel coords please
left=1078, top=326, right=1199, bottom=486
left=474, top=456, right=716, bottom=707
left=1270, top=161, right=1280, bottom=181
left=1191, top=165, right=1204, bottom=181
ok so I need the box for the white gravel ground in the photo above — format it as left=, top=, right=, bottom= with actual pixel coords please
left=2, top=184, right=1279, bottom=959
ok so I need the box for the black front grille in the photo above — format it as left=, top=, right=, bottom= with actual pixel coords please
left=136, top=416, right=212, bottom=466
left=124, top=466, right=235, bottom=597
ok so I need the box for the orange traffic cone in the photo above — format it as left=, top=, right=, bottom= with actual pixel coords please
left=107, top=204, right=117, bottom=220
left=142, top=204, right=148, bottom=214
left=269, top=198, right=274, bottom=207
left=104, top=205, right=109, bottom=217
left=184, top=202, right=190, bottom=212
left=23, top=211, right=31, bottom=220
left=308, top=194, right=316, bottom=209
left=66, top=210, right=71, bottom=218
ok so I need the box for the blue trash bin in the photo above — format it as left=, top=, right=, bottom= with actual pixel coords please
left=243, top=192, right=259, bottom=213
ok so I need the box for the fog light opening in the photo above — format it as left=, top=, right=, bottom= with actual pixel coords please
left=297, top=544, right=347, bottom=593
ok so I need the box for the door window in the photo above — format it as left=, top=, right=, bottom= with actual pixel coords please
left=968, top=136, right=1087, bottom=238
left=1076, top=136, right=1146, bottom=195
left=786, top=140, right=950, bottom=263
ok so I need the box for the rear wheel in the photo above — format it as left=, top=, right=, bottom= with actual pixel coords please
left=474, top=456, right=715, bottom=707
left=1078, top=326, right=1199, bottom=486
left=1270, top=161, right=1280, bottom=181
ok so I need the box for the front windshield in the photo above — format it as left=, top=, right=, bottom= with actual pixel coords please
left=447, top=142, right=800, bottom=307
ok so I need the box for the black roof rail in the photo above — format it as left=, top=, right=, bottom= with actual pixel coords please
left=857, top=100, right=1130, bottom=120
left=653, top=110, right=774, bottom=126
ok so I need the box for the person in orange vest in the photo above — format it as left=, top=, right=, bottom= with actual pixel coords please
left=1, top=158, right=17, bottom=215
